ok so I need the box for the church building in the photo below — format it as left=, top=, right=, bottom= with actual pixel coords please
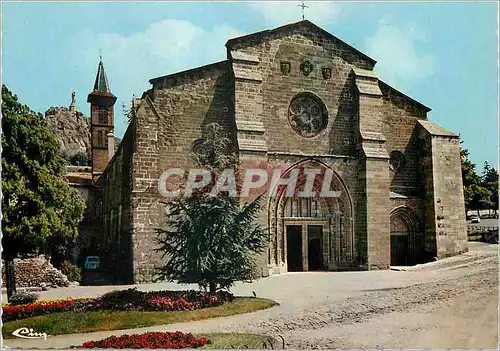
left=84, top=20, right=468, bottom=283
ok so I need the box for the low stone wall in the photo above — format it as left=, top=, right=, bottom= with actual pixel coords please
left=1, top=255, right=74, bottom=290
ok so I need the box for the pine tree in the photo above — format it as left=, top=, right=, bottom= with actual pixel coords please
left=155, top=123, right=267, bottom=293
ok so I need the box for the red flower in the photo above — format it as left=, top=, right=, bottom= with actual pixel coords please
left=75, top=332, right=209, bottom=349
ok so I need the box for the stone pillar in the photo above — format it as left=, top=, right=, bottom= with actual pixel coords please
left=418, top=120, right=468, bottom=259
left=302, top=224, right=308, bottom=271
left=229, top=49, right=270, bottom=276
left=353, top=68, right=391, bottom=270
left=107, top=132, right=115, bottom=161
left=130, top=95, right=161, bottom=283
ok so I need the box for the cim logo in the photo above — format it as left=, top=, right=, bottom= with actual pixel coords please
left=12, top=327, right=48, bottom=340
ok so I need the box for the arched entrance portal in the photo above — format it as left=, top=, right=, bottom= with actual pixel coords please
left=268, top=159, right=354, bottom=273
left=390, top=207, right=422, bottom=266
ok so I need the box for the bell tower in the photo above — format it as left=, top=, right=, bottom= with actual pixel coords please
left=87, top=58, right=116, bottom=179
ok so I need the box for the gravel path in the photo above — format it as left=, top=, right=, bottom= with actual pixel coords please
left=3, top=242, right=498, bottom=349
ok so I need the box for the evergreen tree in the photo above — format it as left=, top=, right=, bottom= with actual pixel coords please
left=155, top=123, right=267, bottom=293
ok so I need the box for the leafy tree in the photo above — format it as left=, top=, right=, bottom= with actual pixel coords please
left=155, top=123, right=267, bottom=293
left=460, top=146, right=481, bottom=211
left=1, top=85, right=85, bottom=298
left=482, top=161, right=499, bottom=215
left=469, top=184, right=492, bottom=216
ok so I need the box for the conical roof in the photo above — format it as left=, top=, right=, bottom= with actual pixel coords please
left=88, top=60, right=116, bottom=102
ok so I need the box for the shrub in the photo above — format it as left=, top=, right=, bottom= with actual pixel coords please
left=98, top=288, right=146, bottom=310
left=9, top=292, right=38, bottom=305
left=61, top=261, right=82, bottom=282
left=76, top=331, right=209, bottom=349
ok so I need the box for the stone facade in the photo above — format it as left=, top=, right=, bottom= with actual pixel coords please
left=89, top=20, right=467, bottom=283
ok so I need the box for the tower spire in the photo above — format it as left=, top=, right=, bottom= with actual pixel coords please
left=90, top=59, right=114, bottom=96
left=87, top=56, right=116, bottom=179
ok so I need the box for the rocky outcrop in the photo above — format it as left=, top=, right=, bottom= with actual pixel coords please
left=1, top=255, right=73, bottom=289
left=45, top=107, right=91, bottom=158
left=45, top=106, right=121, bottom=163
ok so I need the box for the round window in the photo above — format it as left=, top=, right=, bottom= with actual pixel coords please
left=288, top=93, right=328, bottom=138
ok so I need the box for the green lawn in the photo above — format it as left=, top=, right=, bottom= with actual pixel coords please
left=201, top=333, right=276, bottom=349
left=2, top=297, right=278, bottom=339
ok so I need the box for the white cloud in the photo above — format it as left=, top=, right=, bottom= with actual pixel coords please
left=69, top=19, right=242, bottom=137
left=364, top=22, right=436, bottom=88
left=247, top=1, right=340, bottom=26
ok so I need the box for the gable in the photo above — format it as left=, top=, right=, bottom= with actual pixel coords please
left=226, top=20, right=376, bottom=70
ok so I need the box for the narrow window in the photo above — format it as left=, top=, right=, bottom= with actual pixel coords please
left=99, top=109, right=108, bottom=125
left=97, top=131, right=103, bottom=147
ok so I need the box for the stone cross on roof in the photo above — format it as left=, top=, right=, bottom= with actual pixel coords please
left=298, top=1, right=308, bottom=21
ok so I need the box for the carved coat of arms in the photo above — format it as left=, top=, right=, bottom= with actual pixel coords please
left=322, top=67, right=332, bottom=80
left=300, top=60, right=314, bottom=76
left=280, top=61, right=291, bottom=75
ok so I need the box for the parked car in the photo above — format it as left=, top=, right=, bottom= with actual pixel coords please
left=84, top=256, right=100, bottom=270
left=470, top=215, right=480, bottom=223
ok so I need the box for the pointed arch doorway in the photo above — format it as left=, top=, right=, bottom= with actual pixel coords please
left=390, top=206, right=422, bottom=266
left=268, top=159, right=355, bottom=273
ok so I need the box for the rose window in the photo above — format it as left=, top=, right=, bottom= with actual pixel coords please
left=288, top=93, right=328, bottom=138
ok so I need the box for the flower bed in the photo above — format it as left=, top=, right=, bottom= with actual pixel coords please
left=2, top=298, right=93, bottom=322
left=75, top=331, right=208, bottom=349
left=2, top=289, right=234, bottom=322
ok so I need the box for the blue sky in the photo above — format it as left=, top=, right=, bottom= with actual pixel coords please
left=2, top=1, right=498, bottom=171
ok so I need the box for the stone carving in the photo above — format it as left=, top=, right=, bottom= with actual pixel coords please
left=69, top=92, right=77, bottom=112
left=389, top=150, right=405, bottom=172
left=280, top=61, right=291, bottom=75
left=288, top=93, right=327, bottom=138
left=300, top=60, right=314, bottom=76
left=322, top=67, right=332, bottom=80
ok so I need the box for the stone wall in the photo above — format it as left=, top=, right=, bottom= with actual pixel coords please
left=122, top=62, right=235, bottom=283
left=227, top=21, right=369, bottom=157
left=99, top=119, right=135, bottom=283
left=380, top=82, right=428, bottom=195
left=1, top=256, right=74, bottom=289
